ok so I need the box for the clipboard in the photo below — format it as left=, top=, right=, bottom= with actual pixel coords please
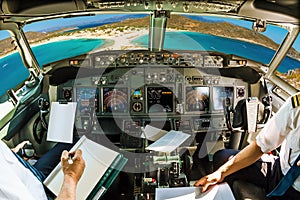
left=43, top=136, right=127, bottom=200
left=46, top=102, right=77, bottom=143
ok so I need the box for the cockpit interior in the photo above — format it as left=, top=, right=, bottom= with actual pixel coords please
left=0, top=0, right=299, bottom=199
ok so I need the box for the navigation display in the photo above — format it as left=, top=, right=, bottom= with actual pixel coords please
left=102, top=87, right=128, bottom=113
left=75, top=87, right=99, bottom=113
left=147, top=87, right=174, bottom=113
left=185, top=86, right=209, bottom=112
left=213, top=86, right=234, bottom=111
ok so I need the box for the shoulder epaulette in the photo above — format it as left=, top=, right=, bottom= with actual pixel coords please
left=291, top=94, right=300, bottom=108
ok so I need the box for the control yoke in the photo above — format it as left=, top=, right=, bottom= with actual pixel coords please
left=33, top=97, right=50, bottom=144
left=224, top=97, right=234, bottom=131
left=260, top=95, right=272, bottom=124
left=38, top=97, right=50, bottom=129
left=226, top=98, right=248, bottom=131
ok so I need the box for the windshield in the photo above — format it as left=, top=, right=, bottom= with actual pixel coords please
left=0, top=13, right=294, bottom=100
left=23, top=14, right=288, bottom=66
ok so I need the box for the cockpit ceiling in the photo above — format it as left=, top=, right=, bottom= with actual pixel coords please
left=85, top=0, right=245, bottom=13
left=1, top=0, right=245, bottom=14
left=0, top=0, right=299, bottom=24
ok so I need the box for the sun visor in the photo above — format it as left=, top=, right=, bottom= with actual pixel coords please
left=238, top=0, right=299, bottom=24
left=1, top=0, right=86, bottom=15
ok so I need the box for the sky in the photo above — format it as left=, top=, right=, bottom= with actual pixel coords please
left=0, top=14, right=299, bottom=52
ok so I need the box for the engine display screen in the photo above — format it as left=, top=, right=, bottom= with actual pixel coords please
left=102, top=87, right=128, bottom=113
left=185, top=86, right=209, bottom=112
left=75, top=87, right=99, bottom=113
left=147, top=87, right=174, bottom=113
left=213, top=86, right=234, bottom=111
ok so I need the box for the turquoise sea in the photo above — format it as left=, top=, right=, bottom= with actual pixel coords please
left=1, top=32, right=299, bottom=96
left=0, top=39, right=104, bottom=96
left=134, top=31, right=300, bottom=72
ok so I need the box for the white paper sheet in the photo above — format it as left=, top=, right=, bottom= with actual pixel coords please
left=146, top=130, right=190, bottom=153
left=246, top=97, right=258, bottom=133
left=156, top=183, right=235, bottom=200
left=141, top=125, right=168, bottom=141
left=46, top=102, right=77, bottom=143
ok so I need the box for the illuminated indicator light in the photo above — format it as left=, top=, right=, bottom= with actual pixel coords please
left=70, top=60, right=79, bottom=65
left=133, top=90, right=142, bottom=98
left=172, top=54, right=179, bottom=58
left=163, top=53, right=170, bottom=58
left=238, top=60, right=247, bottom=65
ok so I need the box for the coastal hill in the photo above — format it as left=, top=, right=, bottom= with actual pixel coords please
left=0, top=31, right=60, bottom=56
left=0, top=15, right=298, bottom=58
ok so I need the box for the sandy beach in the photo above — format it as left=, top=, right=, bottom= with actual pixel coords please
left=31, top=27, right=150, bottom=51
left=0, top=27, right=150, bottom=60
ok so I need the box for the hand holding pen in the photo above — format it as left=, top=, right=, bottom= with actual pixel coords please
left=61, top=149, right=86, bottom=185
left=56, top=149, right=86, bottom=200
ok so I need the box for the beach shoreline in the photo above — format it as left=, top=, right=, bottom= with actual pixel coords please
left=0, top=27, right=150, bottom=60
left=32, top=27, right=150, bottom=51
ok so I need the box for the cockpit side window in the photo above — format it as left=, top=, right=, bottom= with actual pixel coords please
left=0, top=30, right=26, bottom=131
left=0, top=30, right=30, bottom=98
left=275, top=34, right=300, bottom=90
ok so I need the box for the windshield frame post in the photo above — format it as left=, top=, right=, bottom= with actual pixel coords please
left=8, top=23, right=41, bottom=79
left=149, top=10, right=170, bottom=52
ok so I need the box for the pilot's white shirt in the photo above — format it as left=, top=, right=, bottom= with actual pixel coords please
left=256, top=92, right=300, bottom=192
left=0, top=140, right=47, bottom=200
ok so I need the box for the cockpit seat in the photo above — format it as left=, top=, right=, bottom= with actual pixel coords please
left=232, top=180, right=268, bottom=200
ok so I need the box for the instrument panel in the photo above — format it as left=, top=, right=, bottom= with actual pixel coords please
left=57, top=50, right=249, bottom=134
left=91, top=50, right=228, bottom=68
left=66, top=72, right=247, bottom=116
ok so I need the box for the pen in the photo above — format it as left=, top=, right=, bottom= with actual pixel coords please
left=68, top=155, right=74, bottom=164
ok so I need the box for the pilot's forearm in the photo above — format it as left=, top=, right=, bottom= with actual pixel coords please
left=56, top=150, right=85, bottom=200
left=55, top=176, right=77, bottom=200
left=217, top=141, right=264, bottom=179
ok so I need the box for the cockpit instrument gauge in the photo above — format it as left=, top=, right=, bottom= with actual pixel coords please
left=132, top=89, right=143, bottom=100
left=185, top=86, right=209, bottom=112
left=102, top=87, right=128, bottom=113
left=213, top=86, right=234, bottom=111
left=132, top=102, right=143, bottom=112
left=75, top=87, right=99, bottom=113
left=236, top=87, right=245, bottom=98
left=147, top=87, right=174, bottom=113
left=63, top=88, right=72, bottom=101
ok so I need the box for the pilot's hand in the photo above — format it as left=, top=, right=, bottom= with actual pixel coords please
left=11, top=140, right=30, bottom=153
left=61, top=149, right=85, bottom=185
left=194, top=170, right=223, bottom=192
left=298, top=160, right=300, bottom=167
